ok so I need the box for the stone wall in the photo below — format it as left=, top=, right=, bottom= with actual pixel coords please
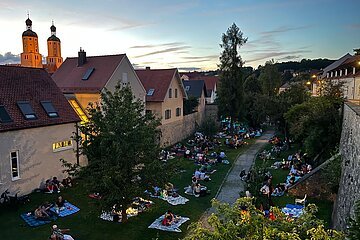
left=333, top=102, right=360, bottom=230
left=288, top=155, right=338, bottom=202
left=205, top=104, right=219, bottom=122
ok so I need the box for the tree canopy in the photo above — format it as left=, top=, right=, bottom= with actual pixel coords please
left=217, top=23, right=247, bottom=122
left=78, top=84, right=170, bottom=221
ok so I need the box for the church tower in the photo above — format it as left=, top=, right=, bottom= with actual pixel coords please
left=46, top=22, right=63, bottom=73
left=20, top=16, right=43, bottom=68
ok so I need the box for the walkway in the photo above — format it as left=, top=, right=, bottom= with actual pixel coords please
left=215, top=130, right=274, bottom=204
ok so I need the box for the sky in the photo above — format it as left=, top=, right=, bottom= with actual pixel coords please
left=0, top=0, right=359, bottom=70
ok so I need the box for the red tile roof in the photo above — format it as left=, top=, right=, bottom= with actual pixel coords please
left=189, top=75, right=219, bottom=91
left=52, top=54, right=125, bottom=93
left=0, top=66, right=80, bottom=132
left=135, top=68, right=178, bottom=102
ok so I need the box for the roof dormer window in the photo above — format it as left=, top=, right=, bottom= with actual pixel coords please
left=17, top=101, right=37, bottom=120
left=82, top=68, right=95, bottom=80
left=0, top=105, right=12, bottom=123
left=41, top=101, right=59, bottom=118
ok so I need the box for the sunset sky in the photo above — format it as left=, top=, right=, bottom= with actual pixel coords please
left=0, top=0, right=359, bottom=70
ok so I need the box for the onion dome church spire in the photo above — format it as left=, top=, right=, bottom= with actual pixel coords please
left=20, top=14, right=43, bottom=68
left=46, top=21, right=63, bottom=73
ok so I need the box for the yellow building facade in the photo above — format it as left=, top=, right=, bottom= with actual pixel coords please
left=20, top=17, right=63, bottom=72
left=46, top=23, right=63, bottom=73
left=20, top=18, right=43, bottom=68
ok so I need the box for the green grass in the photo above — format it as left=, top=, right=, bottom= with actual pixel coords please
left=0, top=139, right=255, bottom=240
left=253, top=142, right=333, bottom=227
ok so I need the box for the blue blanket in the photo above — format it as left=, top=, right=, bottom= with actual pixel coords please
left=50, top=202, right=80, bottom=217
left=20, top=213, right=56, bottom=227
left=282, top=204, right=304, bottom=218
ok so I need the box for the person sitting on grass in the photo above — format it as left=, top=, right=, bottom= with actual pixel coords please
left=51, top=224, right=74, bottom=240
left=162, top=210, right=177, bottom=226
left=54, top=196, right=66, bottom=214
left=34, top=205, right=51, bottom=220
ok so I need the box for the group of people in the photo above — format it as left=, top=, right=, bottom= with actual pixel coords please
left=161, top=210, right=178, bottom=226
left=44, top=177, right=73, bottom=194
left=34, top=196, right=66, bottom=220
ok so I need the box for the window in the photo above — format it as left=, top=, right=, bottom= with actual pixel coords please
left=122, top=73, right=128, bottom=87
left=17, top=101, right=37, bottom=120
left=82, top=68, right=95, bottom=80
left=146, top=110, right=152, bottom=115
left=168, top=88, right=172, bottom=98
left=0, top=106, right=12, bottom=123
left=176, top=107, right=181, bottom=117
left=41, top=101, right=59, bottom=118
left=165, top=109, right=171, bottom=119
left=10, top=151, right=20, bottom=180
left=147, top=89, right=155, bottom=96
left=175, top=89, right=178, bottom=98
left=68, top=99, right=88, bottom=125
left=185, top=86, right=190, bottom=91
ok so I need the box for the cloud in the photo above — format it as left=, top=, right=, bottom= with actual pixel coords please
left=247, top=50, right=310, bottom=63
left=277, top=55, right=302, bottom=61
left=130, top=42, right=185, bottom=49
left=346, top=24, right=360, bottom=29
left=178, top=67, right=202, bottom=71
left=134, top=46, right=191, bottom=58
left=181, top=55, right=218, bottom=60
left=0, top=52, right=20, bottom=64
left=260, top=25, right=311, bottom=35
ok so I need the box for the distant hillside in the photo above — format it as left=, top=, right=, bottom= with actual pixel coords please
left=275, top=58, right=335, bottom=72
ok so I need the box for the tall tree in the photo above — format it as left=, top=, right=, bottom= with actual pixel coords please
left=79, top=84, right=169, bottom=222
left=217, top=23, right=247, bottom=126
left=258, top=59, right=282, bottom=96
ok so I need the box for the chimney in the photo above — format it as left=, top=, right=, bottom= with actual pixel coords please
left=78, top=47, right=86, bottom=66
left=145, top=66, right=150, bottom=70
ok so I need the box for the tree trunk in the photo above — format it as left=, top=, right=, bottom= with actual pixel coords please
left=121, top=205, right=128, bottom=223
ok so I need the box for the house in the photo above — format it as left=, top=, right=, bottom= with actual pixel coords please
left=135, top=68, right=186, bottom=125
left=135, top=68, right=187, bottom=146
left=182, top=79, right=207, bottom=113
left=52, top=50, right=146, bottom=122
left=0, top=66, right=80, bottom=195
left=316, top=54, right=360, bottom=100
left=181, top=73, right=219, bottom=103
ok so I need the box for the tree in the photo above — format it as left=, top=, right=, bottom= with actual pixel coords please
left=217, top=23, right=247, bottom=126
left=184, top=96, right=199, bottom=115
left=348, top=200, right=360, bottom=240
left=78, top=84, right=169, bottom=222
left=185, top=197, right=344, bottom=240
left=284, top=96, right=343, bottom=159
left=258, top=59, right=282, bottom=96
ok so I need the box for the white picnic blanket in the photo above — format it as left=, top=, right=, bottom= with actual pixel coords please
left=148, top=215, right=190, bottom=232
left=160, top=195, right=189, bottom=205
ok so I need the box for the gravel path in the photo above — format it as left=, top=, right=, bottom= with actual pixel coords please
left=215, top=130, right=275, bottom=204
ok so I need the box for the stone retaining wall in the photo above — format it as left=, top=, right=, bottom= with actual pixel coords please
left=333, top=102, right=360, bottom=230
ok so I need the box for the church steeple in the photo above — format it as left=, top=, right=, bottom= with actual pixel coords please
left=46, top=21, right=63, bottom=73
left=20, top=15, right=43, bottom=68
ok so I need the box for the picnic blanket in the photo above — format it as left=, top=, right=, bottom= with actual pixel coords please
left=159, top=195, right=189, bottom=205
left=100, top=210, right=138, bottom=223
left=148, top=215, right=190, bottom=232
left=50, top=202, right=80, bottom=217
left=20, top=213, right=56, bottom=227
left=286, top=176, right=301, bottom=184
left=282, top=204, right=304, bottom=218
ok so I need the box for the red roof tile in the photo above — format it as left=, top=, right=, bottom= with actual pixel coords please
left=0, top=66, right=80, bottom=132
left=189, top=75, right=219, bottom=91
left=52, top=54, right=125, bottom=93
left=135, top=68, right=178, bottom=102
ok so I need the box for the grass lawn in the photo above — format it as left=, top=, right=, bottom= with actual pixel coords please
left=253, top=142, right=333, bottom=227
left=0, top=139, right=255, bottom=240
